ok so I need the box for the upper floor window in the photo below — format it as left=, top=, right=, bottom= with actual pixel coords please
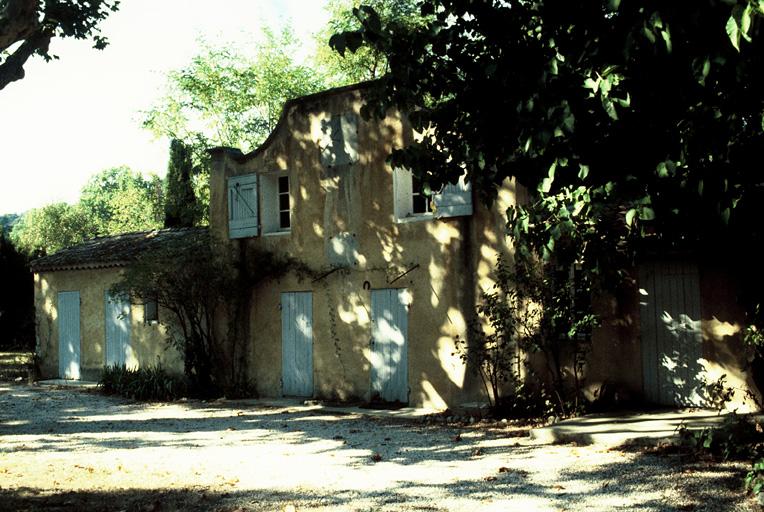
left=261, top=172, right=291, bottom=234
left=278, top=175, right=291, bottom=230
left=144, top=298, right=159, bottom=324
left=393, top=168, right=473, bottom=222
left=411, top=175, right=433, bottom=215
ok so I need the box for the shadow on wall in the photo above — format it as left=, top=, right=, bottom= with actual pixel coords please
left=224, top=92, right=515, bottom=408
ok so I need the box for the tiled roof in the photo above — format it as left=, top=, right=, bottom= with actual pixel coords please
left=29, top=227, right=208, bottom=273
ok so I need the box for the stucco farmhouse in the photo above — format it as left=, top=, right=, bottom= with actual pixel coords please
left=31, top=81, right=758, bottom=411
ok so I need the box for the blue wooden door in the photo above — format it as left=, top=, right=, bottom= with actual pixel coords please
left=58, top=291, right=81, bottom=380
left=281, top=292, right=313, bottom=396
left=105, top=292, right=132, bottom=367
left=370, top=288, right=409, bottom=403
left=639, top=261, right=703, bottom=406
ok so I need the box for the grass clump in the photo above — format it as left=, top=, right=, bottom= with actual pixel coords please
left=99, top=364, right=187, bottom=401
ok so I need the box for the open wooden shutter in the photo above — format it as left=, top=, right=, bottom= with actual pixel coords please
left=433, top=175, right=473, bottom=218
left=228, top=173, right=259, bottom=239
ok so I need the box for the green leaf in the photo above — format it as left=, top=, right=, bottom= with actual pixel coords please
left=639, top=207, right=655, bottom=221
left=578, top=164, right=589, bottom=180
left=540, top=161, right=557, bottom=193
left=643, top=24, right=656, bottom=44
left=625, top=208, right=637, bottom=226
left=564, top=112, right=575, bottom=132
left=329, top=33, right=347, bottom=56
left=602, top=98, right=619, bottom=120
left=726, top=5, right=748, bottom=51
left=741, top=4, right=753, bottom=42
left=721, top=207, right=731, bottom=225
left=660, top=27, right=672, bottom=53
left=583, top=77, right=599, bottom=93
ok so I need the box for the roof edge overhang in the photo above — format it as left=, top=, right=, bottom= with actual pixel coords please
left=30, top=260, right=130, bottom=274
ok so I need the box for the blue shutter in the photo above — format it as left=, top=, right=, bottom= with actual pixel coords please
left=228, top=174, right=259, bottom=238
left=433, top=175, right=473, bottom=218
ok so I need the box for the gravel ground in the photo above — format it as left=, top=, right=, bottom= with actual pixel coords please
left=0, top=383, right=755, bottom=512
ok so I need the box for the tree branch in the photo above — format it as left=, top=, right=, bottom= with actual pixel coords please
left=0, top=29, right=50, bottom=90
left=0, top=0, right=39, bottom=52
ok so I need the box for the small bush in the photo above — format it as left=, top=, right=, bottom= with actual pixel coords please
left=99, top=364, right=187, bottom=401
left=678, top=413, right=764, bottom=461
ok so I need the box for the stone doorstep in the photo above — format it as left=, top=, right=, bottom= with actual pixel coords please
left=37, top=379, right=99, bottom=388
left=529, top=409, right=743, bottom=446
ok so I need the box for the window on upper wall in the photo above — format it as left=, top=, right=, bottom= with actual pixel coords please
left=144, top=298, right=159, bottom=324
left=411, top=175, right=433, bottom=215
left=393, top=168, right=473, bottom=222
left=261, top=172, right=291, bottom=234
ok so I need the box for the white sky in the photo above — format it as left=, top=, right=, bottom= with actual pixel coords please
left=0, top=0, right=331, bottom=215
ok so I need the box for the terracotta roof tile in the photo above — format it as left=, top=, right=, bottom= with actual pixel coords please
left=29, top=227, right=208, bottom=273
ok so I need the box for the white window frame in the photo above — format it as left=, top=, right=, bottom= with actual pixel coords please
left=261, top=171, right=291, bottom=235
left=393, top=168, right=473, bottom=222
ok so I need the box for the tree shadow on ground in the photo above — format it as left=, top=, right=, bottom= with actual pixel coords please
left=0, top=385, right=753, bottom=511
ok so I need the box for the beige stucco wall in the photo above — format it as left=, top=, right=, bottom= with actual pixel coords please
left=209, top=87, right=517, bottom=408
left=34, top=267, right=182, bottom=381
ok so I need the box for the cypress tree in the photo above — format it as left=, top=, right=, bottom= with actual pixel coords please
left=164, top=139, right=199, bottom=228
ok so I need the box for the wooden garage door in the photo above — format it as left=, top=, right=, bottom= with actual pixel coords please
left=639, top=261, right=704, bottom=406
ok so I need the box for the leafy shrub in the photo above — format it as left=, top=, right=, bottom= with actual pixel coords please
left=746, top=459, right=764, bottom=497
left=678, top=413, right=764, bottom=462
left=99, top=364, right=187, bottom=401
left=455, top=254, right=597, bottom=418
left=678, top=412, right=764, bottom=499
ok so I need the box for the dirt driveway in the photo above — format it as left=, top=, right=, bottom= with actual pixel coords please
left=0, top=383, right=754, bottom=512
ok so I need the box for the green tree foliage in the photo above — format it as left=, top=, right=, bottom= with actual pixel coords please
left=112, top=232, right=297, bottom=396
left=0, top=213, right=18, bottom=235
left=0, top=232, right=33, bottom=348
left=12, top=166, right=163, bottom=256
left=0, top=0, right=119, bottom=90
left=164, top=139, right=200, bottom=228
left=142, top=28, right=326, bottom=217
left=80, top=166, right=164, bottom=234
left=143, top=28, right=326, bottom=154
left=112, top=231, right=230, bottom=394
left=315, top=0, right=427, bottom=86
left=334, top=1, right=764, bottom=408
left=332, top=0, right=764, bottom=254
left=10, top=202, right=96, bottom=256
